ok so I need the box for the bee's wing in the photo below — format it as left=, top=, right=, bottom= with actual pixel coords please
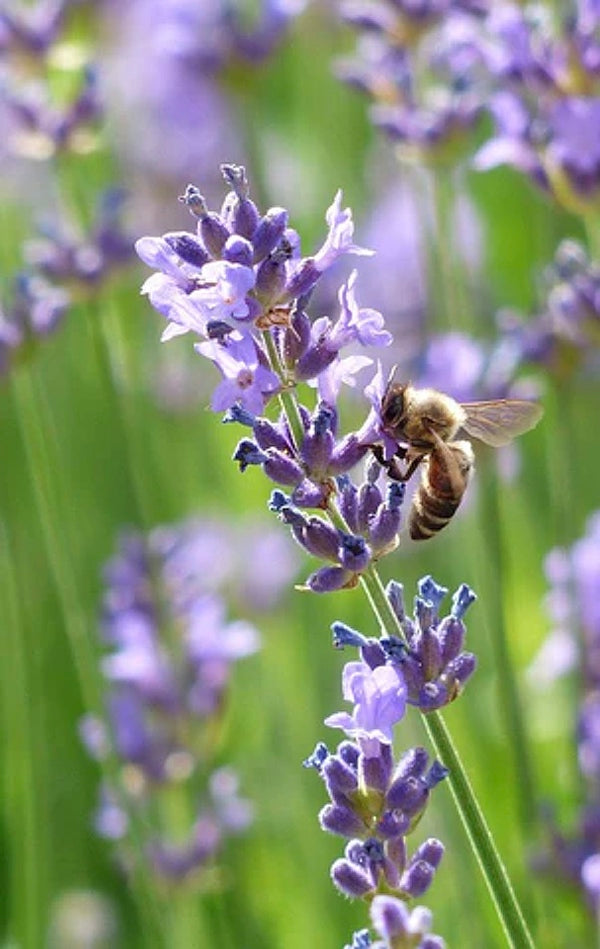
left=459, top=400, right=543, bottom=447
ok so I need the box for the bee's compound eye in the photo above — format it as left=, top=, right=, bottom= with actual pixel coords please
left=382, top=391, right=405, bottom=427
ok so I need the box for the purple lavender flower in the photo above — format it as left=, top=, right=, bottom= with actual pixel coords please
left=0, top=271, right=69, bottom=374
left=101, top=0, right=305, bottom=194
left=196, top=333, right=280, bottom=413
left=81, top=519, right=261, bottom=882
left=334, top=2, right=485, bottom=162
left=531, top=511, right=600, bottom=909
left=24, top=189, right=133, bottom=285
left=307, top=729, right=447, bottom=900
left=493, top=240, right=600, bottom=382
left=369, top=894, right=446, bottom=948
left=137, top=166, right=382, bottom=416
left=474, top=5, right=600, bottom=211
left=324, top=659, right=407, bottom=746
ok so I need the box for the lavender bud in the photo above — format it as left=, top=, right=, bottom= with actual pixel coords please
left=415, top=596, right=435, bottom=632
left=418, top=576, right=448, bottom=612
left=437, top=616, right=465, bottom=663
left=296, top=342, right=338, bottom=381
left=303, top=742, right=330, bottom=771
left=253, top=418, right=290, bottom=452
left=418, top=683, right=448, bottom=711
left=323, top=754, right=360, bottom=798
left=232, top=439, right=268, bottom=472
left=451, top=583, right=477, bottom=620
left=332, top=621, right=369, bottom=649
left=252, top=207, right=289, bottom=262
left=319, top=803, right=365, bottom=837
left=338, top=477, right=359, bottom=532
left=359, top=639, right=388, bottom=670
left=307, top=565, right=353, bottom=593
left=377, top=811, right=409, bottom=840
left=220, top=164, right=259, bottom=239
left=386, top=580, right=405, bottom=622
left=301, top=518, right=340, bottom=560
left=360, top=743, right=393, bottom=793
left=284, top=257, right=320, bottom=302
left=179, top=185, right=229, bottom=256
left=330, top=436, right=370, bottom=477
left=386, top=776, right=428, bottom=817
left=338, top=534, right=370, bottom=572
left=420, top=629, right=443, bottom=681
left=392, top=747, right=429, bottom=783
left=283, top=307, right=311, bottom=365
left=255, top=249, right=290, bottom=306
left=222, top=405, right=256, bottom=427
left=413, top=838, right=445, bottom=870
left=292, top=479, right=331, bottom=509
left=400, top=859, right=436, bottom=898
left=338, top=742, right=360, bottom=769
left=262, top=449, right=304, bottom=486
left=369, top=505, right=401, bottom=556
left=446, top=652, right=477, bottom=689
left=163, top=232, right=209, bottom=268
left=331, top=858, right=374, bottom=898
left=300, top=406, right=334, bottom=480
left=223, top=235, right=254, bottom=267
left=357, top=482, right=382, bottom=533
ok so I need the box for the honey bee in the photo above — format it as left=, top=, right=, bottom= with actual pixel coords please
left=378, top=381, right=543, bottom=540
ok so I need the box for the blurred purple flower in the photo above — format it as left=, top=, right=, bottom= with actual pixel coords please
left=81, top=517, right=265, bottom=882
left=534, top=511, right=600, bottom=908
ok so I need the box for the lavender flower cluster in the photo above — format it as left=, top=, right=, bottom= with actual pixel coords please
left=495, top=239, right=600, bottom=381
left=305, top=577, right=476, bottom=947
left=135, top=165, right=416, bottom=591
left=0, top=189, right=132, bottom=373
left=533, top=512, right=600, bottom=909
left=0, top=0, right=102, bottom=158
left=337, top=1, right=600, bottom=211
left=80, top=519, right=262, bottom=883
left=335, top=0, right=486, bottom=163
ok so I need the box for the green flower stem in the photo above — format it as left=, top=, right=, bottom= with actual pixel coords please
left=84, top=296, right=152, bottom=527
left=430, top=167, right=471, bottom=333
left=360, top=566, right=534, bottom=949
left=477, top=457, right=538, bottom=831
left=10, top=366, right=165, bottom=943
left=262, top=329, right=306, bottom=450
left=0, top=521, right=44, bottom=949
left=584, top=212, right=600, bottom=262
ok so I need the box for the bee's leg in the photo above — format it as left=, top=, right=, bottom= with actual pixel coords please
left=370, top=444, right=422, bottom=483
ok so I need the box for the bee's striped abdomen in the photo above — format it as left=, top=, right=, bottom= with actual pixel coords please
left=409, top=440, right=474, bottom=541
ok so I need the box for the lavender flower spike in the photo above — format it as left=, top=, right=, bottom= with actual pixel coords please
left=81, top=518, right=262, bottom=884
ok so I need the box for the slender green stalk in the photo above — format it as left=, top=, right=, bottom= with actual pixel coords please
left=477, top=457, right=538, bottom=831
left=84, top=296, right=151, bottom=527
left=584, top=213, right=600, bottom=262
left=361, top=566, right=534, bottom=949
left=262, top=329, right=305, bottom=450
left=430, top=167, right=471, bottom=333
left=10, top=365, right=165, bottom=942
left=0, top=521, right=44, bottom=949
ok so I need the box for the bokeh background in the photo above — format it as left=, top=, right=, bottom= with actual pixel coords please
left=1, top=2, right=599, bottom=947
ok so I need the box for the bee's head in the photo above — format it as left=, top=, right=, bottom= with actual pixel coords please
left=381, top=382, right=408, bottom=431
